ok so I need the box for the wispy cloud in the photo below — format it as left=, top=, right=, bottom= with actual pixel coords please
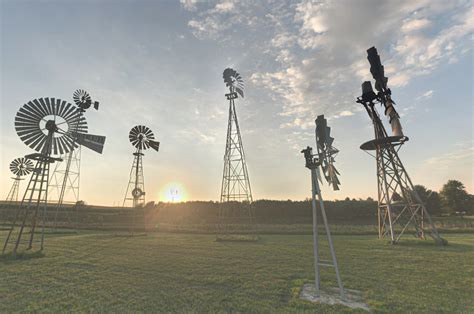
left=416, top=90, right=434, bottom=100
left=184, top=0, right=473, bottom=130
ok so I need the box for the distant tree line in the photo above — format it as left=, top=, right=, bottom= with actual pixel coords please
left=0, top=180, right=470, bottom=228
left=149, top=179, right=472, bottom=224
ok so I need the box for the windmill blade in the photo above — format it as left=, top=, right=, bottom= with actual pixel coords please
left=325, top=126, right=331, bottom=143
left=74, top=133, right=106, bottom=154
left=326, top=162, right=341, bottom=191
left=367, top=46, right=388, bottom=92
left=236, top=87, right=244, bottom=98
left=316, top=167, right=323, bottom=184
left=327, top=136, right=334, bottom=147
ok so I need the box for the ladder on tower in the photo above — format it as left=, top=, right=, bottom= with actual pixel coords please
left=2, top=159, right=50, bottom=256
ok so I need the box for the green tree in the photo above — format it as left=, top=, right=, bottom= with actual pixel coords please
left=440, top=180, right=469, bottom=215
left=426, top=191, right=442, bottom=216
left=414, top=185, right=442, bottom=216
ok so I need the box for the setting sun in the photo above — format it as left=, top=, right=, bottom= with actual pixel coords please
left=160, top=182, right=187, bottom=202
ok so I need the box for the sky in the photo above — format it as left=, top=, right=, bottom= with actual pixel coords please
left=0, top=0, right=472, bottom=206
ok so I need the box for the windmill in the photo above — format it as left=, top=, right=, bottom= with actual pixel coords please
left=123, top=125, right=160, bottom=209
left=357, top=46, right=446, bottom=245
left=2, top=97, right=105, bottom=257
left=218, top=68, right=254, bottom=238
left=5, top=158, right=34, bottom=202
left=301, top=115, right=345, bottom=300
left=48, top=89, right=102, bottom=227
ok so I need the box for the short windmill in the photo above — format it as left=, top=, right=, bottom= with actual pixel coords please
left=5, top=158, right=34, bottom=202
left=123, top=125, right=160, bottom=209
left=301, top=115, right=345, bottom=300
left=2, top=97, right=105, bottom=257
left=218, top=68, right=254, bottom=239
left=357, top=47, right=446, bottom=245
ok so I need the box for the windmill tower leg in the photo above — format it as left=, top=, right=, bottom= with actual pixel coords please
left=6, top=177, right=21, bottom=202
left=310, top=169, right=320, bottom=296
left=310, top=167, right=345, bottom=300
left=375, top=143, right=445, bottom=244
left=50, top=144, right=82, bottom=229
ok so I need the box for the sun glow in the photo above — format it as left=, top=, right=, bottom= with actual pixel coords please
left=160, top=182, right=187, bottom=202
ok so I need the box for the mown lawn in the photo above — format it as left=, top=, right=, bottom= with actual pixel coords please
left=1, top=231, right=473, bottom=312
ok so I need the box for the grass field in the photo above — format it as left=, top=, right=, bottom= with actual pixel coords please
left=1, top=231, right=473, bottom=312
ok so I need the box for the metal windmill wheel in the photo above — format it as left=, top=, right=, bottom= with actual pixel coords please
left=223, top=68, right=244, bottom=98
left=9, top=158, right=34, bottom=177
left=129, top=125, right=160, bottom=151
left=15, top=98, right=88, bottom=155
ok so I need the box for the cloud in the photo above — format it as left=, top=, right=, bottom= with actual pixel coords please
left=184, top=0, right=473, bottom=131
left=426, top=146, right=473, bottom=168
left=416, top=90, right=434, bottom=100
left=334, top=110, right=354, bottom=119
left=180, top=0, right=199, bottom=11
left=401, top=18, right=431, bottom=32
left=214, top=1, right=234, bottom=13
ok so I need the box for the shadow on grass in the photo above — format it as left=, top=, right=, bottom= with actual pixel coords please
left=0, top=250, right=45, bottom=262
left=215, top=234, right=260, bottom=243
left=395, top=238, right=474, bottom=252
left=43, top=230, right=79, bottom=236
left=112, top=233, right=148, bottom=238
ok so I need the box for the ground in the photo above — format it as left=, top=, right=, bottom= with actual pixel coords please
left=1, top=231, right=473, bottom=312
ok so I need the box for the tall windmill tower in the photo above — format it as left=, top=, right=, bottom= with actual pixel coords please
left=218, top=68, right=254, bottom=236
left=5, top=158, right=34, bottom=202
left=123, top=125, right=160, bottom=208
left=49, top=89, right=101, bottom=206
left=301, top=115, right=345, bottom=300
left=2, top=97, right=106, bottom=257
left=357, top=47, right=446, bottom=245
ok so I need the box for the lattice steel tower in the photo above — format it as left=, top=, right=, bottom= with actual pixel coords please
left=357, top=47, right=446, bottom=245
left=123, top=125, right=160, bottom=208
left=220, top=68, right=253, bottom=203
left=49, top=90, right=101, bottom=206
left=5, top=158, right=34, bottom=202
